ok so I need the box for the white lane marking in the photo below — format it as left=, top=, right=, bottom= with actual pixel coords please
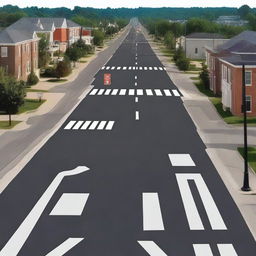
left=133, top=67, right=136, bottom=70
left=193, top=244, right=213, bottom=256
left=101, top=66, right=105, bottom=70
left=117, top=67, right=121, bottom=70
left=146, top=89, right=153, bottom=96
left=154, top=67, right=158, bottom=70
left=135, top=97, right=138, bottom=103
left=164, top=89, right=172, bottom=96
left=154, top=89, right=163, bottom=96
left=119, top=89, right=127, bottom=96
left=45, top=238, right=84, bottom=256
left=0, top=166, right=89, bottom=256
left=97, top=121, right=107, bottom=130
left=89, top=89, right=98, bottom=95
left=104, top=89, right=112, bottom=95
left=123, top=67, right=127, bottom=70
left=72, top=121, right=84, bottom=130
left=135, top=62, right=138, bottom=65
left=105, top=121, right=115, bottom=130
left=135, top=111, right=139, bottom=120
left=138, top=241, right=167, bottom=256
left=143, top=193, right=164, bottom=231
left=137, top=89, right=143, bottom=96
left=64, top=121, right=76, bottom=130
left=159, top=67, right=163, bottom=70
left=172, top=89, right=181, bottom=96
left=80, top=121, right=92, bottom=130
left=111, top=89, right=118, bottom=95
left=129, top=66, right=132, bottom=70
left=97, top=89, right=105, bottom=95
left=136, top=67, right=138, bottom=70
left=88, top=121, right=99, bottom=130
left=135, top=82, right=137, bottom=86
left=163, top=67, right=166, bottom=70
left=168, top=154, right=195, bottom=166
left=144, top=67, right=148, bottom=70
left=111, top=66, right=115, bottom=70
left=217, top=244, right=238, bottom=256
left=139, top=67, right=143, bottom=70
left=106, top=66, right=110, bottom=70
left=129, top=89, right=135, bottom=95
left=193, top=244, right=238, bottom=256
left=149, top=67, right=153, bottom=70
left=176, top=173, right=227, bottom=230
left=135, top=76, right=137, bottom=80
left=50, top=193, right=89, bottom=216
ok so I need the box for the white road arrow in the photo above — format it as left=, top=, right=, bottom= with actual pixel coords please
left=0, top=166, right=89, bottom=256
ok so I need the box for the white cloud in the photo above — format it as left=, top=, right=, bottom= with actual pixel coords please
left=1, top=0, right=256, bottom=9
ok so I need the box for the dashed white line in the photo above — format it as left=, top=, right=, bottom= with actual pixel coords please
left=97, top=121, right=107, bottom=130
left=135, top=76, right=137, bottom=80
left=138, top=241, right=167, bottom=256
left=105, top=121, right=115, bottom=130
left=72, top=121, right=84, bottom=130
left=88, top=121, right=99, bottom=130
left=135, top=111, right=139, bottom=120
left=135, top=82, right=137, bottom=86
left=64, top=121, right=76, bottom=130
left=143, top=193, right=164, bottom=231
left=135, top=62, right=138, bottom=65
left=172, top=89, right=181, bottom=96
left=135, top=97, right=138, bottom=103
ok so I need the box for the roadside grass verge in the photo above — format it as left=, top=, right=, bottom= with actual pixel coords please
left=238, top=147, right=256, bottom=173
left=189, top=64, right=202, bottom=72
left=25, top=88, right=48, bottom=93
left=0, top=121, right=22, bottom=129
left=18, top=99, right=46, bottom=114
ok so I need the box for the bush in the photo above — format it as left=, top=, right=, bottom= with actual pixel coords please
left=27, top=72, right=39, bottom=86
left=92, top=30, right=105, bottom=46
left=55, top=60, right=72, bottom=79
left=176, top=57, right=190, bottom=71
left=42, top=67, right=56, bottom=78
left=199, top=63, right=210, bottom=89
left=173, top=47, right=184, bottom=62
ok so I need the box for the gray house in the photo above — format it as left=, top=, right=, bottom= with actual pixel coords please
left=179, top=33, right=228, bottom=59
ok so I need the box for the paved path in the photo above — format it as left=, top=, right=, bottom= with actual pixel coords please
left=0, top=20, right=255, bottom=255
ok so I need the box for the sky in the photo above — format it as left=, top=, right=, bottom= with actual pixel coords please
left=0, top=0, right=255, bottom=9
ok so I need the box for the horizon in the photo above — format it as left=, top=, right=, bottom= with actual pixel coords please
left=0, top=1, right=256, bottom=9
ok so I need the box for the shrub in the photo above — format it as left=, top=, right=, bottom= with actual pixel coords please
left=27, top=72, right=39, bottom=86
left=42, top=67, right=56, bottom=78
left=55, top=60, right=72, bottom=79
left=176, top=57, right=190, bottom=71
left=173, top=47, right=184, bottom=62
left=200, top=63, right=210, bottom=89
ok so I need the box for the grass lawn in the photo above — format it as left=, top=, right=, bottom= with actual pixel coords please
left=238, top=147, right=256, bottom=173
left=18, top=99, right=46, bottom=114
left=47, top=79, right=68, bottom=83
left=189, top=64, right=202, bottom=72
left=25, top=88, right=48, bottom=93
left=190, top=76, right=200, bottom=81
left=0, top=121, right=22, bottom=129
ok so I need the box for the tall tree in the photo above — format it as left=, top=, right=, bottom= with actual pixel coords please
left=238, top=5, right=251, bottom=18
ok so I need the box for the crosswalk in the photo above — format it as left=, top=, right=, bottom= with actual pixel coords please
left=101, top=66, right=166, bottom=71
left=64, top=120, right=115, bottom=131
left=89, top=88, right=182, bottom=97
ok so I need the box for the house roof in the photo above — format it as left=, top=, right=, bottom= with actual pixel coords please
left=67, top=20, right=80, bottom=28
left=186, top=32, right=225, bottom=39
left=220, top=54, right=256, bottom=66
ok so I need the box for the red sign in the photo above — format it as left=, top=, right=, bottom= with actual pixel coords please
left=104, top=73, right=111, bottom=86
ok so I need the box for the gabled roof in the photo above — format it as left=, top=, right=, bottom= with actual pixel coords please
left=220, top=54, right=256, bottom=66
left=67, top=20, right=80, bottom=28
left=186, top=32, right=226, bottom=39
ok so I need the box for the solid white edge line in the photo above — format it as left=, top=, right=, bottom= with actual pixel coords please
left=64, top=121, right=76, bottom=130
left=45, top=238, right=84, bottom=256
left=138, top=241, right=167, bottom=256
left=143, top=193, right=165, bottom=231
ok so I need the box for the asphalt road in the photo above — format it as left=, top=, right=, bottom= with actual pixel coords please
left=0, top=22, right=255, bottom=256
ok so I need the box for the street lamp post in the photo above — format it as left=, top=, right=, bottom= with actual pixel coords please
left=241, top=64, right=251, bottom=192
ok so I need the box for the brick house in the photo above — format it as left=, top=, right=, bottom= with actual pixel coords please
left=205, top=31, right=256, bottom=116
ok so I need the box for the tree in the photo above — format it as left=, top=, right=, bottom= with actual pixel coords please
left=238, top=5, right=251, bottom=18
left=199, top=63, right=210, bottom=89
left=176, top=56, right=190, bottom=71
left=65, top=46, right=82, bottom=66
left=55, top=60, right=72, bottom=79
left=0, top=68, right=25, bottom=125
left=164, top=31, right=175, bottom=50
left=92, top=29, right=105, bottom=46
left=38, top=34, right=51, bottom=68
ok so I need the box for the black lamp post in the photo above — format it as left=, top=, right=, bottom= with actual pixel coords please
left=241, top=64, right=251, bottom=192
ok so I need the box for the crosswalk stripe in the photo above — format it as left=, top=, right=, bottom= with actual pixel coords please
left=80, top=121, right=92, bottom=130
left=123, top=67, right=127, bottom=70
left=129, top=89, right=135, bottom=95
left=139, top=67, right=143, bottom=70
left=89, top=89, right=98, bottom=95
left=119, top=89, right=127, bottom=95
left=45, top=238, right=84, bottom=256
left=144, top=67, right=148, bottom=70
left=104, top=89, right=112, bottom=95
left=105, top=121, right=115, bottom=130
left=149, top=67, right=153, bottom=70
left=168, top=154, right=195, bottom=166
left=97, top=89, right=105, bottom=95
left=143, top=193, right=164, bottom=231
left=176, top=173, right=227, bottom=230
left=64, top=121, right=76, bottom=130
left=129, top=66, right=132, bottom=70
left=137, top=89, right=143, bottom=96
left=164, top=89, right=172, bottom=96
left=88, top=121, right=99, bottom=130
left=97, top=121, right=107, bottom=130
left=146, top=89, right=153, bottom=96
left=193, top=244, right=238, bottom=256
left=106, top=66, right=110, bottom=70
left=111, top=67, right=115, bottom=70
left=101, top=66, right=105, bottom=70
left=159, top=67, right=163, bottom=70
left=154, top=89, right=163, bottom=96
left=133, top=67, right=136, bottom=70
left=117, top=67, right=121, bottom=70
left=111, top=89, right=118, bottom=95
left=72, top=121, right=84, bottom=130
left=172, top=89, right=181, bottom=96
left=138, top=241, right=167, bottom=256
left=154, top=67, right=158, bottom=70
left=163, top=67, right=166, bottom=70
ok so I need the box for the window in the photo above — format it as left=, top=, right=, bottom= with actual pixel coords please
left=195, top=47, right=198, bottom=54
left=26, top=61, right=31, bottom=73
left=1, top=47, right=8, bottom=57
left=245, top=71, right=252, bottom=86
left=246, top=96, right=252, bottom=112
left=227, top=68, right=232, bottom=84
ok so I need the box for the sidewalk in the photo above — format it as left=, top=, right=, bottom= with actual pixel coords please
left=143, top=28, right=256, bottom=240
